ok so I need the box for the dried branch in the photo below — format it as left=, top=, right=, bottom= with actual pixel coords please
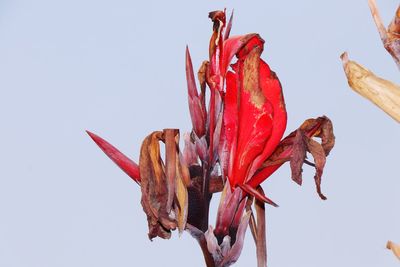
left=387, top=241, right=400, bottom=261
left=341, top=52, right=400, bottom=122
left=368, top=0, right=400, bottom=69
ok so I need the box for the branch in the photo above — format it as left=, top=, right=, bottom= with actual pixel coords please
left=387, top=241, right=400, bottom=261
left=368, top=0, right=400, bottom=69
left=341, top=52, right=400, bottom=122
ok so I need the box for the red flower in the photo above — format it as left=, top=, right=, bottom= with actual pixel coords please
left=87, top=9, right=335, bottom=267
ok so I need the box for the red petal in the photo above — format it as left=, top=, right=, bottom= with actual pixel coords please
left=186, top=47, right=206, bottom=137
left=247, top=164, right=283, bottom=188
left=239, top=184, right=278, bottom=207
left=229, top=37, right=274, bottom=186
left=246, top=60, right=287, bottom=181
left=221, top=34, right=258, bottom=75
left=86, top=131, right=140, bottom=184
left=223, top=71, right=239, bottom=182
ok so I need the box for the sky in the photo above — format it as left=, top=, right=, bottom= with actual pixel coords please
left=0, top=0, right=399, bottom=266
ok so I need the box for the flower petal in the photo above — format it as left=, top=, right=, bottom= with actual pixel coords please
left=86, top=131, right=140, bottom=183
left=220, top=210, right=252, bottom=267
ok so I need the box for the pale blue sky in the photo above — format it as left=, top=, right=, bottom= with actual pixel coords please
left=0, top=0, right=399, bottom=266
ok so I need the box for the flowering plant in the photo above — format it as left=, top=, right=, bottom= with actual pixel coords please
left=88, top=10, right=335, bottom=267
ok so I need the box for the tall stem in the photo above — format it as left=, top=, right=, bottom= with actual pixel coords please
left=201, top=161, right=211, bottom=232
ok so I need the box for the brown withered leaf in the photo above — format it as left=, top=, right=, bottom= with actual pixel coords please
left=140, top=131, right=174, bottom=239
left=261, top=116, right=335, bottom=200
left=290, top=130, right=307, bottom=185
left=139, top=129, right=189, bottom=240
left=175, top=152, right=189, bottom=233
left=387, top=240, right=400, bottom=261
left=164, top=129, right=178, bottom=214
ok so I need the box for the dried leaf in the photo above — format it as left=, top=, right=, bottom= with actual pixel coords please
left=290, top=130, right=307, bottom=185
left=208, top=10, right=226, bottom=75
left=387, top=240, right=400, bottom=260
left=139, top=131, right=175, bottom=240
left=341, top=52, right=400, bottom=122
left=198, top=60, right=208, bottom=123
left=175, top=157, right=188, bottom=233
left=248, top=116, right=335, bottom=200
left=139, top=129, right=189, bottom=239
left=165, top=129, right=178, bottom=213
left=307, top=138, right=327, bottom=199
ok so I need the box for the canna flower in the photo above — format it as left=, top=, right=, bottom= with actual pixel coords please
left=87, top=9, right=335, bottom=267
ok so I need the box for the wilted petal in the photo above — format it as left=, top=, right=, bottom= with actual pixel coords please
left=175, top=154, right=189, bottom=233
left=290, top=130, right=307, bottom=185
left=247, top=116, right=335, bottom=200
left=139, top=131, right=175, bottom=240
left=205, top=226, right=223, bottom=264
left=165, top=129, right=178, bottom=213
left=139, top=130, right=189, bottom=239
left=220, top=235, right=232, bottom=257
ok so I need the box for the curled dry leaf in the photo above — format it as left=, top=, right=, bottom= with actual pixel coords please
left=387, top=240, right=400, bottom=260
left=249, top=116, right=335, bottom=200
left=341, top=52, right=400, bottom=122
left=139, top=129, right=189, bottom=239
